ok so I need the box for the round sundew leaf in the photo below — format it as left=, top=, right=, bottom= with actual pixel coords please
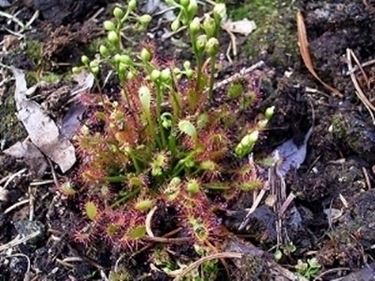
left=85, top=201, right=98, bottom=221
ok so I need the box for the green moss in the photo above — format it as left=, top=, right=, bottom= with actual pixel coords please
left=0, top=89, right=27, bottom=145
left=41, top=72, right=61, bottom=83
left=25, top=39, right=43, bottom=66
left=331, top=114, right=347, bottom=139
left=85, top=37, right=108, bottom=57
left=228, top=0, right=297, bottom=65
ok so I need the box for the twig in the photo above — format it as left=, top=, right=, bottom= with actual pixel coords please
left=24, top=11, right=39, bottom=31
left=362, top=167, right=372, bottom=189
left=238, top=188, right=267, bottom=230
left=213, top=61, right=265, bottom=91
left=47, top=158, right=60, bottom=189
left=145, top=206, right=157, bottom=238
left=172, top=252, right=243, bottom=280
left=153, top=6, right=177, bottom=17
left=346, top=58, right=375, bottom=75
left=142, top=236, right=190, bottom=244
left=28, top=186, right=34, bottom=221
left=0, top=11, right=25, bottom=30
left=2, top=168, right=27, bottom=189
left=347, top=49, right=375, bottom=124
left=4, top=199, right=29, bottom=214
left=30, top=180, right=54, bottom=186
left=313, top=267, right=350, bottom=281
left=129, top=228, right=182, bottom=259
left=279, top=192, right=296, bottom=217
left=0, top=231, right=40, bottom=252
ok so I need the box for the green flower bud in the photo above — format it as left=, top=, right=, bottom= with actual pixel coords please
left=161, top=112, right=172, bottom=128
left=265, top=106, right=275, bottom=120
left=114, top=54, right=122, bottom=63
left=205, top=37, right=219, bottom=56
left=99, top=45, right=109, bottom=57
left=91, top=66, right=99, bottom=75
left=173, top=67, right=181, bottom=75
left=213, top=3, right=226, bottom=22
left=119, top=54, right=131, bottom=64
left=196, top=34, right=207, bottom=52
left=128, top=0, right=137, bottom=11
left=187, top=0, right=198, bottom=18
left=186, top=179, right=200, bottom=194
left=81, top=55, right=89, bottom=65
left=113, top=7, right=124, bottom=19
left=72, top=66, right=81, bottom=74
left=103, top=20, right=116, bottom=31
left=242, top=130, right=259, bottom=146
left=107, top=31, right=119, bottom=44
left=203, top=15, right=216, bottom=37
left=189, top=17, right=200, bottom=35
left=89, top=61, right=99, bottom=74
left=185, top=69, right=194, bottom=78
left=183, top=61, right=191, bottom=70
left=138, top=14, right=152, bottom=26
left=150, top=69, right=161, bottom=81
left=140, top=48, right=152, bottom=62
left=235, top=130, right=259, bottom=157
left=184, top=158, right=195, bottom=168
left=118, top=62, right=127, bottom=75
left=171, top=19, right=180, bottom=32
left=89, top=60, right=99, bottom=69
left=180, top=0, right=189, bottom=7
left=126, top=71, right=134, bottom=80
left=160, top=68, right=171, bottom=82
left=257, top=119, right=268, bottom=129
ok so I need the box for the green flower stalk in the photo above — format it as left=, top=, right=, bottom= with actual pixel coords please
left=205, top=37, right=219, bottom=100
left=139, top=85, right=157, bottom=143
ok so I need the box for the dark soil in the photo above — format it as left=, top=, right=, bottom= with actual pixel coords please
left=1, top=0, right=375, bottom=280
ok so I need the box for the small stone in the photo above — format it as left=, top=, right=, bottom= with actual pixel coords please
left=14, top=220, right=45, bottom=244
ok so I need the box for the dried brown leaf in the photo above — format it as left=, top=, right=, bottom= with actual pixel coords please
left=297, top=11, right=343, bottom=98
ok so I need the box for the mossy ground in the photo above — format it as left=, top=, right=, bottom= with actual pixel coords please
left=0, top=91, right=27, bottom=146
left=228, top=0, right=297, bottom=66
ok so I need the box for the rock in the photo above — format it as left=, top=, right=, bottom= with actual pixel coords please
left=13, top=220, right=45, bottom=244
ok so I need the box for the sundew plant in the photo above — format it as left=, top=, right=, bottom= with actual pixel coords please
left=71, top=0, right=274, bottom=257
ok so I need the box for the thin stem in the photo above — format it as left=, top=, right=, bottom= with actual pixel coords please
left=111, top=187, right=140, bottom=208
left=95, top=78, right=111, bottom=113
left=156, top=84, right=167, bottom=148
left=208, top=55, right=216, bottom=101
left=189, top=31, right=203, bottom=94
left=195, top=55, right=203, bottom=93
left=168, top=82, right=182, bottom=124
left=128, top=149, right=141, bottom=173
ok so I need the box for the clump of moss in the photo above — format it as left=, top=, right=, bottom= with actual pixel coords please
left=0, top=92, right=27, bottom=145
left=25, top=39, right=43, bottom=66
left=228, top=0, right=297, bottom=65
